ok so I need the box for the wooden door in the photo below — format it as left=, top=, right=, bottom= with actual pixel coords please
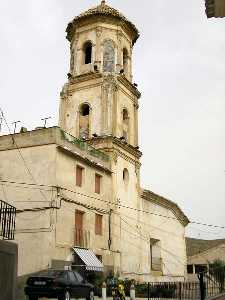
left=75, top=210, right=83, bottom=247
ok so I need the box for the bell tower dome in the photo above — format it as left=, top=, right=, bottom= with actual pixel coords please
left=66, top=0, right=139, bottom=80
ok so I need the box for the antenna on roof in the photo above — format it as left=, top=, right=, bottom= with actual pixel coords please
left=12, top=120, right=21, bottom=134
left=0, top=116, right=3, bottom=132
left=41, top=117, right=51, bottom=128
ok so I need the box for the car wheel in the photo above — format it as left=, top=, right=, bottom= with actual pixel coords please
left=86, top=290, right=94, bottom=300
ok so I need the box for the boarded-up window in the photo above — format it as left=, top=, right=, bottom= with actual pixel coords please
left=76, top=165, right=83, bottom=187
left=103, top=40, right=115, bottom=73
left=95, top=174, right=101, bottom=194
left=95, top=214, right=103, bottom=235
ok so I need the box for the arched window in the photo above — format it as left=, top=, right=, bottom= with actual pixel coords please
left=79, top=103, right=90, bottom=139
left=80, top=104, right=90, bottom=116
left=83, top=42, right=92, bottom=64
left=123, top=48, right=129, bottom=76
left=123, top=168, right=129, bottom=184
left=123, top=108, right=129, bottom=124
left=122, top=108, right=129, bottom=142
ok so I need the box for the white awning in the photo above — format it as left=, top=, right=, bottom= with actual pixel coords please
left=73, top=248, right=104, bottom=272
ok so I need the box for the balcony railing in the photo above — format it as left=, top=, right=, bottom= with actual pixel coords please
left=151, top=257, right=162, bottom=272
left=0, top=200, right=16, bottom=240
left=74, top=228, right=90, bottom=248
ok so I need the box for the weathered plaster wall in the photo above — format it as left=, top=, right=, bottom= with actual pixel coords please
left=142, top=199, right=187, bottom=281
left=0, top=144, right=56, bottom=275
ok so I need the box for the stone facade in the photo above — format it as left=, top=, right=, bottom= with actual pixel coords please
left=205, top=0, right=225, bottom=18
left=0, top=1, right=189, bottom=282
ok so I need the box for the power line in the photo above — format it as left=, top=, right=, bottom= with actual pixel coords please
left=1, top=179, right=225, bottom=231
left=59, top=186, right=225, bottom=231
left=0, top=108, right=49, bottom=202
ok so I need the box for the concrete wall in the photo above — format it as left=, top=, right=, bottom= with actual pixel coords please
left=0, top=143, right=56, bottom=276
left=0, top=240, right=18, bottom=300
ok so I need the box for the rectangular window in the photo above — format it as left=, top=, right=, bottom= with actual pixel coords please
left=96, top=255, right=103, bottom=262
left=187, top=264, right=194, bottom=274
left=76, top=165, right=83, bottom=187
left=95, top=174, right=101, bottom=194
left=95, top=214, right=103, bottom=235
left=195, top=264, right=207, bottom=274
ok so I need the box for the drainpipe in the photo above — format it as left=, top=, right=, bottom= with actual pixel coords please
left=108, top=209, right=112, bottom=250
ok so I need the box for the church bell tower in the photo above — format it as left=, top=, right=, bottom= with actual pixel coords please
left=59, top=0, right=141, bottom=149
left=59, top=0, right=144, bottom=276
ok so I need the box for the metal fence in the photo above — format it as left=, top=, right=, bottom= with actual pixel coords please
left=134, top=271, right=225, bottom=299
left=204, top=270, right=225, bottom=298
left=0, top=199, right=16, bottom=240
left=136, top=282, right=200, bottom=299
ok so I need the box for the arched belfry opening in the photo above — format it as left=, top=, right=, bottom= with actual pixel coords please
left=83, top=41, right=92, bottom=64
left=122, top=108, right=129, bottom=142
left=123, top=48, right=129, bottom=76
left=79, top=103, right=90, bottom=139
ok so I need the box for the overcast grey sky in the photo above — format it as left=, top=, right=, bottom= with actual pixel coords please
left=0, top=0, right=224, bottom=239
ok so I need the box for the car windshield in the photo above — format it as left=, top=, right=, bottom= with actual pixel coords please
left=74, top=271, right=84, bottom=283
left=37, top=270, right=65, bottom=277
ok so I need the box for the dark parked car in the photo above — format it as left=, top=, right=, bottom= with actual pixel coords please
left=24, top=269, right=94, bottom=300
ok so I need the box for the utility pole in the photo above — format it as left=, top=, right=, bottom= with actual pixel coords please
left=0, top=116, right=3, bottom=132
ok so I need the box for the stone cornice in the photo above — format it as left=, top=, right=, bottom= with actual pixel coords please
left=69, top=72, right=102, bottom=85
left=67, top=70, right=141, bottom=101
left=141, top=189, right=190, bottom=227
left=117, top=75, right=141, bottom=99
left=0, top=127, right=111, bottom=172
left=205, top=0, right=225, bottom=18
left=57, top=145, right=111, bottom=174
left=88, top=135, right=142, bottom=160
left=113, top=137, right=142, bottom=158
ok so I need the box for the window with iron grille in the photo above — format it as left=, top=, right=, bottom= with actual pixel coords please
left=0, top=200, right=16, bottom=240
